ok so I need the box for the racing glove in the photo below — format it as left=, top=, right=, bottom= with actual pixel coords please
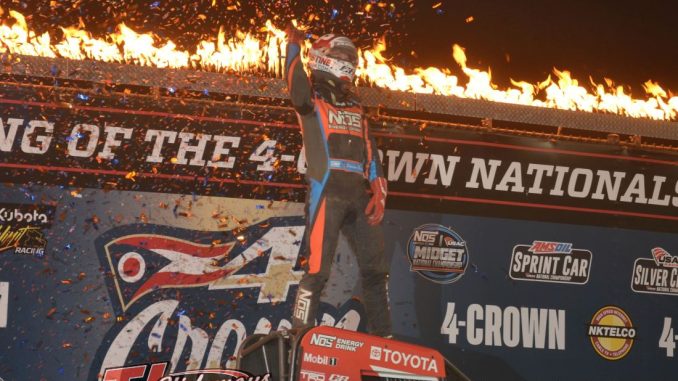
left=365, top=177, right=388, bottom=225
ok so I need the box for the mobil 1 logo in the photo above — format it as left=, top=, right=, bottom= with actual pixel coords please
left=509, top=241, right=592, bottom=285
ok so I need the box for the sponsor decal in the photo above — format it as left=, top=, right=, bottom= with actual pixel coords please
left=328, top=374, right=349, bottom=381
left=368, top=347, right=439, bottom=373
left=588, top=306, right=636, bottom=361
left=631, top=247, right=678, bottom=296
left=294, top=288, right=313, bottom=323
left=310, top=333, right=364, bottom=352
left=327, top=109, right=362, bottom=134
left=89, top=217, right=362, bottom=380
left=441, top=302, right=566, bottom=350
left=406, top=224, right=469, bottom=283
left=310, top=333, right=335, bottom=348
left=0, top=203, right=54, bottom=257
left=303, top=353, right=337, bottom=366
left=300, top=370, right=326, bottom=381
left=509, top=241, right=592, bottom=285
left=102, top=362, right=270, bottom=381
left=369, top=346, right=382, bottom=361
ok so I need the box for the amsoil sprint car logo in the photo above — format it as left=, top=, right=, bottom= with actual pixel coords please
left=90, top=217, right=365, bottom=380
left=631, top=247, right=678, bottom=296
left=588, top=306, right=636, bottom=361
left=509, top=241, right=592, bottom=285
left=407, top=224, right=469, bottom=284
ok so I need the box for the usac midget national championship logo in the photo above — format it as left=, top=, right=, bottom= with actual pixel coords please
left=587, top=306, right=636, bottom=361
left=406, top=224, right=469, bottom=284
left=631, top=247, right=678, bottom=296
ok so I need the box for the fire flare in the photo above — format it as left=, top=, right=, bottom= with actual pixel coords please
left=1, top=9, right=676, bottom=121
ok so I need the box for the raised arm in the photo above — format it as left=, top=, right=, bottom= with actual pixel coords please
left=285, top=26, right=314, bottom=115
left=364, top=118, right=388, bottom=225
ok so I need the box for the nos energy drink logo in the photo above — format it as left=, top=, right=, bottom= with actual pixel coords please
left=90, top=217, right=366, bottom=380
left=406, top=224, right=469, bottom=284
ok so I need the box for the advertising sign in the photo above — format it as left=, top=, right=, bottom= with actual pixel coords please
left=1, top=81, right=677, bottom=380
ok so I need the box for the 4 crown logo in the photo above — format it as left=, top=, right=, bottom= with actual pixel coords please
left=631, top=247, right=678, bottom=296
left=90, top=217, right=366, bottom=381
left=509, top=241, right=592, bottom=285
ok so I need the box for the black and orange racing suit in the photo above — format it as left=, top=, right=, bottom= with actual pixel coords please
left=285, top=41, right=392, bottom=336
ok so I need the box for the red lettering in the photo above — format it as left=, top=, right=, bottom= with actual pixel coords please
left=147, top=363, right=168, bottom=381
left=102, top=365, right=146, bottom=381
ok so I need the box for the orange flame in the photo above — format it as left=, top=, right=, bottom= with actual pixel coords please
left=1, top=9, right=676, bottom=121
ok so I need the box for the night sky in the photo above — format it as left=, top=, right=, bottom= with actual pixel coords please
left=2, top=0, right=677, bottom=94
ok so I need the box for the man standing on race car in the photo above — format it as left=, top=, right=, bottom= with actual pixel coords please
left=285, top=25, right=392, bottom=337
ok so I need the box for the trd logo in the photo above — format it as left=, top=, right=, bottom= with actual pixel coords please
left=301, top=370, right=326, bottom=381
left=310, top=333, right=336, bottom=348
left=413, top=230, right=437, bottom=244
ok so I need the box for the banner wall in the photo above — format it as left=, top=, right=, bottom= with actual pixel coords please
left=1, top=83, right=677, bottom=380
